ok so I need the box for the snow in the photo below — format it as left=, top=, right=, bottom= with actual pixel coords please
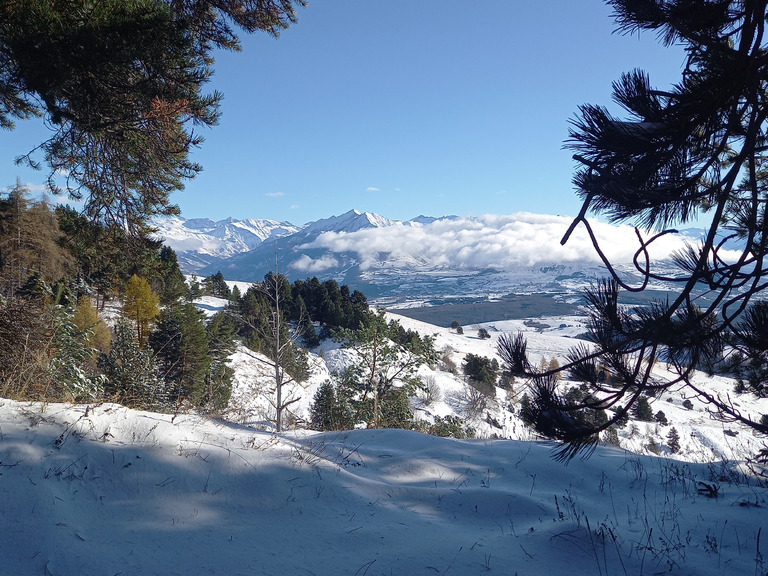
left=153, top=215, right=300, bottom=259
left=5, top=306, right=768, bottom=574
left=186, top=294, right=768, bottom=464
left=193, top=295, right=231, bottom=317
left=2, top=399, right=767, bottom=575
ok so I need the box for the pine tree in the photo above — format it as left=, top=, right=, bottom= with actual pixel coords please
left=0, top=0, right=305, bottom=229
left=462, top=353, right=498, bottom=393
left=335, top=308, right=435, bottom=429
left=310, top=381, right=351, bottom=431
left=49, top=304, right=105, bottom=402
left=157, top=246, right=188, bottom=305
left=668, top=426, right=681, bottom=454
left=497, top=332, right=529, bottom=376
left=519, top=393, right=534, bottom=426
left=100, top=318, right=166, bottom=409
left=202, top=311, right=237, bottom=412
left=531, top=1, right=768, bottom=458
left=295, top=295, right=320, bottom=348
left=149, top=303, right=211, bottom=407
left=0, top=181, right=70, bottom=298
left=229, top=284, right=242, bottom=304
left=633, top=396, right=654, bottom=422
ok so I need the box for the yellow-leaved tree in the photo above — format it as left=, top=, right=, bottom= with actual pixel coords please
left=72, top=295, right=112, bottom=364
left=122, top=275, right=159, bottom=348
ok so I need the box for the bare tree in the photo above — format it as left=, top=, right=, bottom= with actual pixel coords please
left=235, top=249, right=307, bottom=431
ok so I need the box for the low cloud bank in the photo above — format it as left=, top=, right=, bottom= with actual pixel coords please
left=298, top=213, right=696, bottom=271
left=290, top=253, right=340, bottom=273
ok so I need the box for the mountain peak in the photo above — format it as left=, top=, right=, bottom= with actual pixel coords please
left=301, top=209, right=398, bottom=235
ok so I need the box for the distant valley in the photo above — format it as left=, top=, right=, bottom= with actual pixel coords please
left=155, top=210, right=707, bottom=322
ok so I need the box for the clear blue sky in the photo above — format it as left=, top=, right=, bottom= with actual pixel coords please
left=0, top=1, right=686, bottom=225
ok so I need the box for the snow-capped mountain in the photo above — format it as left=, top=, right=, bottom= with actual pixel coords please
left=299, top=209, right=400, bottom=236
left=152, top=215, right=300, bottom=271
left=156, top=209, right=706, bottom=306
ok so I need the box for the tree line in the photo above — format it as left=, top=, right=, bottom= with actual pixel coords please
left=0, top=181, right=374, bottom=422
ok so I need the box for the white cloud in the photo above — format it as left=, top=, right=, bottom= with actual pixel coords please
left=366, top=187, right=380, bottom=192
left=300, top=213, right=694, bottom=271
left=265, top=192, right=284, bottom=197
left=289, top=253, right=340, bottom=273
left=24, top=182, right=50, bottom=194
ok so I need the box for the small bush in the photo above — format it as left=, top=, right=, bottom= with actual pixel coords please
left=462, top=385, right=490, bottom=419
left=440, top=353, right=457, bottom=374
left=428, top=415, right=475, bottom=439
left=602, top=427, right=621, bottom=446
left=418, top=375, right=442, bottom=407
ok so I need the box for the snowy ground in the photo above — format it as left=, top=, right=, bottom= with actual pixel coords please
left=1, top=399, right=766, bottom=575
left=3, top=300, right=768, bottom=574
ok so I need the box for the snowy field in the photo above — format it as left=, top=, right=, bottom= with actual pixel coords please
left=1, top=399, right=766, bottom=575
left=3, top=303, right=768, bottom=574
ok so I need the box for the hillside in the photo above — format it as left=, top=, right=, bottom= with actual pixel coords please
left=2, top=397, right=766, bottom=575
left=218, top=304, right=766, bottom=465
left=3, top=306, right=768, bottom=574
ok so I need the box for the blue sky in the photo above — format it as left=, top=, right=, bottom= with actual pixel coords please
left=0, top=1, right=686, bottom=225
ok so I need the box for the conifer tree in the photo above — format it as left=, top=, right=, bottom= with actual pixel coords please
left=633, top=396, right=654, bottom=422
left=0, top=181, right=71, bottom=297
left=100, top=318, right=166, bottom=409
left=530, top=1, right=768, bottom=459
left=49, top=304, right=105, bottom=401
left=149, top=303, right=211, bottom=406
left=122, top=275, right=160, bottom=347
left=156, top=246, right=188, bottom=305
left=667, top=426, right=681, bottom=454
left=0, top=0, right=305, bottom=230
left=229, top=284, right=242, bottom=304
left=310, top=381, right=352, bottom=431
left=202, top=311, right=237, bottom=411
left=335, top=309, right=435, bottom=429
left=497, top=332, right=530, bottom=376
left=72, top=294, right=112, bottom=364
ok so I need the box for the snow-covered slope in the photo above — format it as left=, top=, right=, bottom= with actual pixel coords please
left=153, top=215, right=300, bottom=272
left=4, top=299, right=768, bottom=574
left=2, top=398, right=766, bottom=575
left=189, top=290, right=766, bottom=466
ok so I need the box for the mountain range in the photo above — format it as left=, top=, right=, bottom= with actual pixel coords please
left=154, top=209, right=702, bottom=309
